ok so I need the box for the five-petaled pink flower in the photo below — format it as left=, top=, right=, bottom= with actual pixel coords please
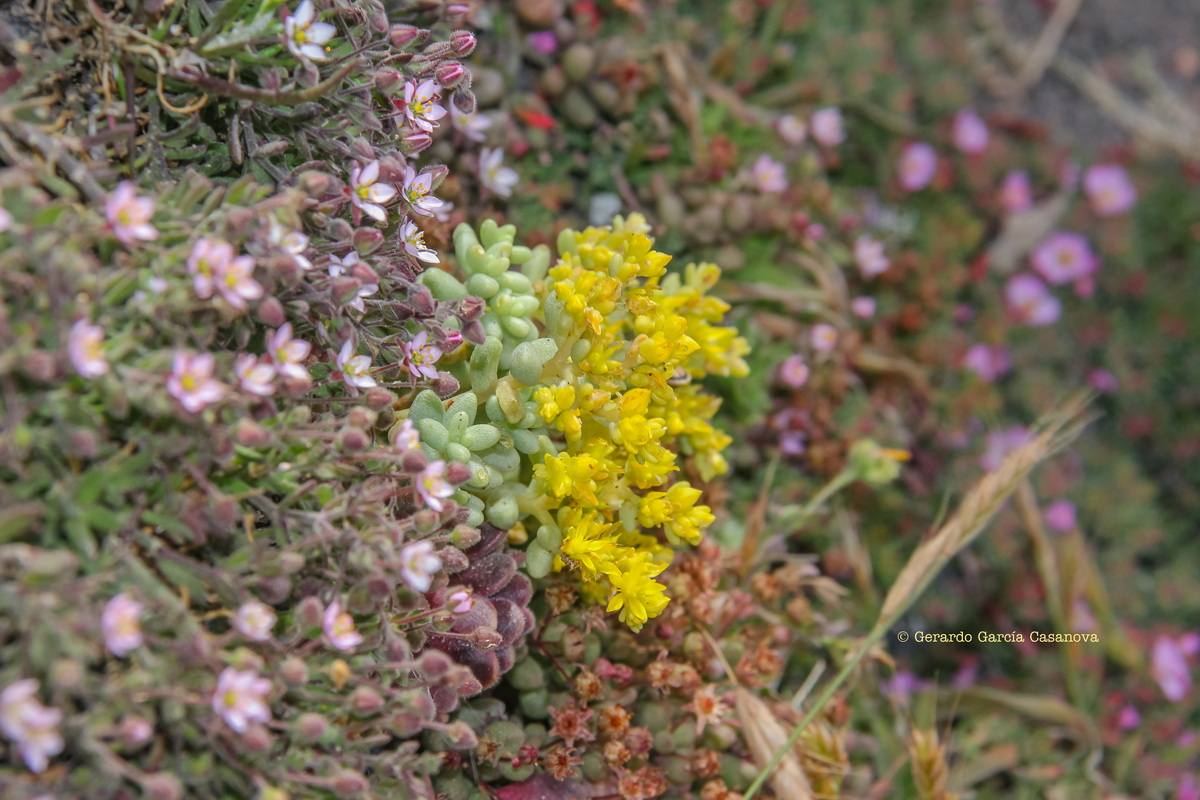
left=402, top=79, right=448, bottom=133
left=851, top=296, right=876, bottom=318
left=1043, top=500, right=1076, bottom=532
left=999, top=170, right=1033, bottom=213
left=327, top=252, right=379, bottom=314
left=952, top=108, right=989, bottom=154
left=1031, top=232, right=1096, bottom=285
left=106, top=181, right=158, bottom=246
left=401, top=540, right=443, bottom=592
left=187, top=238, right=233, bottom=299
left=810, top=107, right=845, bottom=147
left=267, top=220, right=312, bottom=271
left=212, top=668, right=272, bottom=733
left=349, top=160, right=397, bottom=223
left=336, top=340, right=377, bottom=389
left=778, top=354, right=809, bottom=388
left=479, top=147, right=520, bottom=198
left=1083, top=163, right=1137, bottom=216
left=284, top=0, right=337, bottom=61
left=1004, top=274, right=1061, bottom=327
left=1116, top=705, right=1140, bottom=730
left=451, top=105, right=492, bottom=143
left=749, top=154, right=787, bottom=193
left=102, top=593, right=144, bottom=657
left=215, top=252, right=263, bottom=310
left=234, top=601, right=278, bottom=642
left=0, top=680, right=63, bottom=774
left=415, top=460, right=455, bottom=513
left=400, top=220, right=440, bottom=264
left=962, top=343, right=1010, bottom=383
left=811, top=323, right=838, bottom=352
left=401, top=330, right=443, bottom=381
left=980, top=426, right=1030, bottom=471
left=392, top=418, right=420, bottom=453
left=1151, top=635, right=1191, bottom=702
left=777, top=115, right=807, bottom=145
left=235, top=354, right=276, bottom=397
left=168, top=352, right=226, bottom=413
left=68, top=319, right=109, bottom=378
left=897, top=142, right=937, bottom=191
left=323, top=600, right=364, bottom=651
left=447, top=588, right=474, bottom=615
left=854, top=236, right=889, bottom=278
left=265, top=323, right=312, bottom=381
left=401, top=165, right=447, bottom=217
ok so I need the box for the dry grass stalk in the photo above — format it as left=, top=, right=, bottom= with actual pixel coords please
left=909, top=728, right=958, bottom=800
left=799, top=720, right=849, bottom=797
left=736, top=688, right=816, bottom=800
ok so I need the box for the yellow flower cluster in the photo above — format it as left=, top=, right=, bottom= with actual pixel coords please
left=528, top=214, right=749, bottom=631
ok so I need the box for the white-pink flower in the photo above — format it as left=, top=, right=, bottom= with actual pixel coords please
left=212, top=668, right=272, bottom=733
left=350, top=160, right=397, bottom=223
left=1151, top=635, right=1191, bottom=702
left=854, top=236, right=889, bottom=278
left=447, top=588, right=474, bottom=615
left=1, top=679, right=41, bottom=740
left=400, top=540, right=443, bottom=592
left=68, top=319, right=109, bottom=378
left=235, top=354, right=276, bottom=397
left=215, top=253, right=263, bottom=310
left=1031, top=232, right=1096, bottom=285
left=999, top=170, right=1033, bottom=213
left=401, top=330, right=442, bottom=382
left=850, top=296, right=877, bottom=318
left=980, top=426, right=1029, bottom=471
left=415, top=460, right=454, bottom=513
left=401, top=166, right=447, bottom=217
left=234, top=601, right=277, bottom=642
left=187, top=238, right=232, bottom=299
left=777, top=115, right=807, bottom=145
left=810, top=107, right=845, bottom=147
left=336, top=340, right=377, bottom=389
left=102, top=593, right=144, bottom=657
left=327, top=252, right=379, bottom=314
left=266, top=323, right=312, bottom=381
left=897, top=142, right=937, bottom=191
left=1004, top=274, right=1061, bottom=327
left=1083, top=163, right=1137, bottom=216
left=0, top=681, right=62, bottom=774
left=401, top=220, right=440, bottom=264
left=105, top=181, right=158, bottom=246
left=951, top=109, right=989, bottom=154
left=402, top=79, right=448, bottom=133
left=284, top=0, right=337, bottom=61
left=749, top=154, right=787, bottom=193
left=268, top=220, right=312, bottom=271
left=392, top=418, right=420, bottom=453
left=479, top=147, right=519, bottom=198
left=811, top=323, right=838, bottom=352
left=0, top=207, right=12, bottom=232
left=322, top=600, right=364, bottom=651
left=778, top=354, right=809, bottom=389
left=451, top=106, right=492, bottom=143
left=168, top=352, right=226, bottom=413
left=962, top=343, right=1011, bottom=383
left=1043, top=500, right=1076, bottom=533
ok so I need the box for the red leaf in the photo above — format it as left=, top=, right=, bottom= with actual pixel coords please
left=493, top=772, right=585, bottom=800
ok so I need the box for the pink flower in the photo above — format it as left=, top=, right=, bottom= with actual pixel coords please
left=527, top=31, right=558, bottom=54
left=284, top=0, right=337, bottom=61
left=854, top=236, right=889, bottom=278
left=401, top=330, right=442, bottom=381
left=951, top=109, right=989, bottom=154
left=212, top=668, right=272, bottom=733
left=1151, top=635, right=1191, bottom=701
left=999, top=170, right=1033, bottom=213
left=102, top=593, right=144, bottom=656
left=267, top=222, right=312, bottom=271
left=780, top=431, right=806, bottom=456
left=392, top=418, right=420, bottom=453
left=1178, top=775, right=1200, bottom=800
left=1031, top=232, right=1096, bottom=285
left=402, top=166, right=447, bottom=217
left=1043, top=500, right=1076, bottom=532
left=962, top=343, right=1011, bottom=383
left=980, top=426, right=1030, bottom=471
left=1087, top=368, right=1118, bottom=393
left=0, top=207, right=11, bottom=232
left=336, top=340, right=377, bottom=389
left=1180, top=633, right=1200, bottom=656
left=447, top=589, right=474, bottom=615
left=897, top=142, right=937, bottom=191
left=234, top=601, right=277, bottom=642
left=1005, top=274, right=1061, bottom=327
left=479, top=147, right=519, bottom=198
left=450, top=106, right=492, bottom=143
left=401, top=220, right=439, bottom=263
left=0, top=681, right=62, bottom=774
left=778, top=115, right=807, bottom=145
left=401, top=540, right=443, bottom=592
left=749, top=154, right=787, bottom=193
left=322, top=600, right=364, bottom=651
left=1116, top=705, right=1140, bottom=730
left=350, top=160, right=397, bottom=223
left=215, top=253, right=263, bottom=310
left=235, top=354, right=276, bottom=397
left=265, top=323, right=311, bottom=381
left=811, top=323, right=838, bottom=352
left=105, top=181, right=158, bottom=246
left=415, top=460, right=455, bottom=513
left=778, top=354, right=809, bottom=388
left=68, top=319, right=109, bottom=378
left=1083, top=163, right=1137, bottom=216
left=187, top=238, right=233, bottom=299
left=810, top=107, right=845, bottom=147
left=850, top=296, right=877, bottom=318
left=168, top=352, right=225, bottom=413
left=327, top=252, right=379, bottom=314
left=402, top=79, right=448, bottom=133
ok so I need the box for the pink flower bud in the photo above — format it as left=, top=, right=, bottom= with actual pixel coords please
left=338, top=427, right=370, bottom=452
left=349, top=686, right=385, bottom=716
left=293, top=712, right=328, bottom=743
left=236, top=418, right=274, bottom=447
left=413, top=509, right=441, bottom=533
left=401, top=449, right=429, bottom=474
left=296, top=596, right=324, bottom=630
left=242, top=723, right=274, bottom=752
left=389, top=24, right=421, bottom=49
left=449, top=524, right=481, bottom=548
left=347, top=406, right=377, bottom=428
left=331, top=771, right=370, bottom=795
left=451, top=88, right=477, bottom=115
left=365, top=387, right=397, bottom=410
left=450, top=30, right=477, bottom=56
left=440, top=548, right=469, bottom=573
left=375, top=68, right=405, bottom=93
left=401, top=130, right=433, bottom=155
left=462, top=320, right=486, bottom=344
left=331, top=275, right=363, bottom=304
left=141, top=774, right=183, bottom=800
left=447, top=588, right=473, bottom=614
left=435, top=61, right=467, bottom=89
left=445, top=461, right=472, bottom=485
left=443, top=720, right=479, bottom=749
left=352, top=227, right=384, bottom=255
left=441, top=329, right=464, bottom=350
left=434, top=372, right=460, bottom=397
left=256, top=296, right=286, bottom=327
left=281, top=657, right=308, bottom=685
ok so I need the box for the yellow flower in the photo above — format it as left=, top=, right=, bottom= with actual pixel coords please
left=559, top=511, right=620, bottom=579
left=606, top=554, right=670, bottom=633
